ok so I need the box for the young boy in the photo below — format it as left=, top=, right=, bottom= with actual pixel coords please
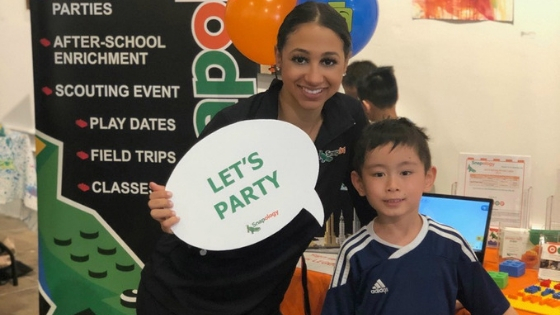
left=342, top=60, right=377, bottom=100
left=356, top=66, right=399, bottom=123
left=321, top=118, right=517, bottom=315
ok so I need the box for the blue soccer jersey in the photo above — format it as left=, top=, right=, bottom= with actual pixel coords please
left=321, top=215, right=510, bottom=315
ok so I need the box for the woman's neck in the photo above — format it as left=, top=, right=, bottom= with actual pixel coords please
left=277, top=90, right=323, bottom=141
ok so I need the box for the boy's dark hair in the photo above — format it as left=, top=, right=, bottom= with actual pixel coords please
left=353, top=118, right=432, bottom=174
left=357, top=66, right=398, bottom=109
left=277, top=1, right=352, bottom=58
left=342, top=60, right=377, bottom=88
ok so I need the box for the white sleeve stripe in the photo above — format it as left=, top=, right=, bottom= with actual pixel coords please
left=428, top=219, right=474, bottom=251
left=427, top=218, right=471, bottom=245
left=331, top=230, right=373, bottom=288
left=331, top=231, right=366, bottom=287
left=427, top=226, right=478, bottom=262
left=428, top=218, right=460, bottom=235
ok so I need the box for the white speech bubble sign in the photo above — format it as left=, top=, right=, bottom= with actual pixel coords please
left=166, top=119, right=323, bottom=250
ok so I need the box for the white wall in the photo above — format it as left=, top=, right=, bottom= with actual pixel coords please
left=2, top=0, right=559, bottom=227
left=353, top=0, right=560, bottom=228
left=0, top=0, right=35, bottom=134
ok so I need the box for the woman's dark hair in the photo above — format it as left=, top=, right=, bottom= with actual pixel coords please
left=277, top=1, right=352, bottom=57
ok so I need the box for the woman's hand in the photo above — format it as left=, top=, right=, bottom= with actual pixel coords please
left=148, top=182, right=179, bottom=234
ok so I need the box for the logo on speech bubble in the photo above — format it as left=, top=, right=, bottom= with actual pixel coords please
left=166, top=119, right=323, bottom=250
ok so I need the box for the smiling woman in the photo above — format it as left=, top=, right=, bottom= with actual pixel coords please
left=276, top=22, right=348, bottom=137
left=137, top=2, right=375, bottom=315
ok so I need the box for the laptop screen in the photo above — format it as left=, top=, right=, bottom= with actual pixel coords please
left=419, top=193, right=493, bottom=262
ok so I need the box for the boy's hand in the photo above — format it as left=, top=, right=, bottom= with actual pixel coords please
left=503, top=306, right=518, bottom=315
left=148, top=182, right=179, bottom=234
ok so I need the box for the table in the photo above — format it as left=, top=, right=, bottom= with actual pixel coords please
left=280, top=267, right=331, bottom=315
left=280, top=248, right=549, bottom=315
left=483, top=248, right=558, bottom=315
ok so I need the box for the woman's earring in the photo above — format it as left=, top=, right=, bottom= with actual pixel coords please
left=273, top=65, right=281, bottom=79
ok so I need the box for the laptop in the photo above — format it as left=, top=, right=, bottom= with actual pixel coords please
left=419, top=193, right=493, bottom=262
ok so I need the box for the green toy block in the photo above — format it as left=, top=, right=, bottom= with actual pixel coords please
left=488, top=271, right=509, bottom=289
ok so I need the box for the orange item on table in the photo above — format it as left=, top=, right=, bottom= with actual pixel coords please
left=280, top=267, right=331, bottom=315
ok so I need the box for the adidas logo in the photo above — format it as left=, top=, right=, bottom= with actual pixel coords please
left=370, top=279, right=389, bottom=294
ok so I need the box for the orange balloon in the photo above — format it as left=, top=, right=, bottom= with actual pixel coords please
left=225, top=0, right=297, bottom=65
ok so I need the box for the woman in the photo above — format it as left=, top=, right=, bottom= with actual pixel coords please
left=137, top=2, right=374, bottom=314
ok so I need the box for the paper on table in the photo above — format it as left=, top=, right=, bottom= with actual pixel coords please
left=457, top=153, right=530, bottom=228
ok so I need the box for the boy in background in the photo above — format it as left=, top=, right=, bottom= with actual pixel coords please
left=322, top=118, right=517, bottom=315
left=342, top=60, right=377, bottom=100
left=356, top=66, right=398, bottom=122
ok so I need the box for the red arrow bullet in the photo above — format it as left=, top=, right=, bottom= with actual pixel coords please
left=40, top=38, right=51, bottom=47
left=42, top=87, right=52, bottom=95
left=76, top=151, right=89, bottom=160
left=75, top=119, right=88, bottom=128
left=78, top=183, right=90, bottom=192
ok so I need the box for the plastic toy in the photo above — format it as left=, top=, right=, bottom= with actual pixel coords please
left=499, top=260, right=526, bottom=277
left=541, top=288, right=554, bottom=296
left=524, top=285, right=541, bottom=294
left=488, top=271, right=508, bottom=289
left=521, top=245, right=540, bottom=269
left=507, top=280, right=560, bottom=314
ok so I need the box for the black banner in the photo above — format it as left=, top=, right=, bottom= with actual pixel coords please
left=30, top=0, right=258, bottom=313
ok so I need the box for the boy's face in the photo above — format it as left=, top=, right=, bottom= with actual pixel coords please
left=351, top=143, right=436, bottom=221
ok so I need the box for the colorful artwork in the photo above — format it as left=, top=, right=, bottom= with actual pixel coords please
left=413, top=0, right=513, bottom=22
left=0, top=131, right=37, bottom=211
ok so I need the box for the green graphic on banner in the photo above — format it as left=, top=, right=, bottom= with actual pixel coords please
left=37, top=134, right=141, bottom=314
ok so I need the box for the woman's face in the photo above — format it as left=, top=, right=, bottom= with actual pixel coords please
left=276, top=22, right=348, bottom=111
